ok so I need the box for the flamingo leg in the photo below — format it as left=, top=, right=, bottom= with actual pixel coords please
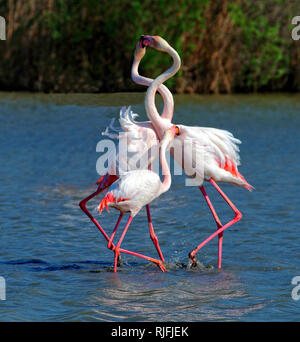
left=79, top=181, right=112, bottom=245
left=107, top=213, right=124, bottom=250
left=146, top=204, right=165, bottom=262
left=189, top=177, right=242, bottom=269
left=199, top=185, right=223, bottom=269
left=145, top=164, right=165, bottom=263
left=118, top=246, right=167, bottom=272
left=109, top=215, right=166, bottom=273
left=112, top=216, right=133, bottom=272
left=107, top=212, right=124, bottom=268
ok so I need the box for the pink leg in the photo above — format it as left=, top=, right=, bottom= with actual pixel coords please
left=107, top=213, right=124, bottom=250
left=107, top=213, right=124, bottom=268
left=199, top=185, right=223, bottom=268
left=143, top=163, right=166, bottom=265
left=146, top=204, right=165, bottom=262
left=79, top=182, right=112, bottom=244
left=118, top=246, right=166, bottom=272
left=113, top=216, right=133, bottom=272
left=108, top=214, right=166, bottom=273
left=189, top=178, right=242, bottom=268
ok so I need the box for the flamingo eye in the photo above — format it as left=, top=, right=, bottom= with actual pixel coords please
left=175, top=126, right=180, bottom=135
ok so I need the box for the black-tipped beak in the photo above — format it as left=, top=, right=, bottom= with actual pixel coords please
left=139, top=35, right=152, bottom=48
left=139, top=35, right=146, bottom=48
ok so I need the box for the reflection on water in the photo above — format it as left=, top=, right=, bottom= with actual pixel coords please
left=0, top=92, right=299, bottom=321
left=88, top=269, right=262, bottom=322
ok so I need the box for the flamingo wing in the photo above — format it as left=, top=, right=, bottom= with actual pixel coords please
left=99, top=170, right=161, bottom=215
left=102, top=107, right=159, bottom=175
left=175, top=125, right=253, bottom=190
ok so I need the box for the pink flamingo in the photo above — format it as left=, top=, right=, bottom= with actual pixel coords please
left=98, top=126, right=179, bottom=272
left=140, top=35, right=253, bottom=269
left=79, top=41, right=174, bottom=267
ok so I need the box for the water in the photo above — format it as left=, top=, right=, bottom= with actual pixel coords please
left=0, top=92, right=299, bottom=321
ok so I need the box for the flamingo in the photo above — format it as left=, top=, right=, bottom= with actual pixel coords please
left=79, top=40, right=174, bottom=266
left=139, top=35, right=253, bottom=269
left=98, top=125, right=179, bottom=272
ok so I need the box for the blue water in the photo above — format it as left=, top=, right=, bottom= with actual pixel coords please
left=0, top=92, right=299, bottom=321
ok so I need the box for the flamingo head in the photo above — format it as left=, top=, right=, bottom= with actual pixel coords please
left=134, top=41, right=146, bottom=60
left=161, top=125, right=180, bottom=147
left=139, top=35, right=168, bottom=52
left=170, top=125, right=180, bottom=136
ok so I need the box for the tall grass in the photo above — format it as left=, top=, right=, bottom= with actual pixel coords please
left=0, top=0, right=299, bottom=93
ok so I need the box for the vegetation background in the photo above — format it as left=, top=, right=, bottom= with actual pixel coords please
left=0, top=0, right=299, bottom=94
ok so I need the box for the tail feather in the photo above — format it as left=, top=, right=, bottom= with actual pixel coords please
left=99, top=192, right=115, bottom=214
left=218, top=156, right=254, bottom=192
left=98, top=192, right=130, bottom=214
left=237, top=172, right=254, bottom=192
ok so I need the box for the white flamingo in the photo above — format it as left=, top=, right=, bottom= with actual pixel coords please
left=98, top=126, right=179, bottom=272
left=79, top=40, right=174, bottom=265
left=140, top=35, right=253, bottom=268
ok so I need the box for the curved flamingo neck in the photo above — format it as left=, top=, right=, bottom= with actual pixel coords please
left=145, top=44, right=181, bottom=139
left=131, top=49, right=174, bottom=121
left=159, top=135, right=172, bottom=194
